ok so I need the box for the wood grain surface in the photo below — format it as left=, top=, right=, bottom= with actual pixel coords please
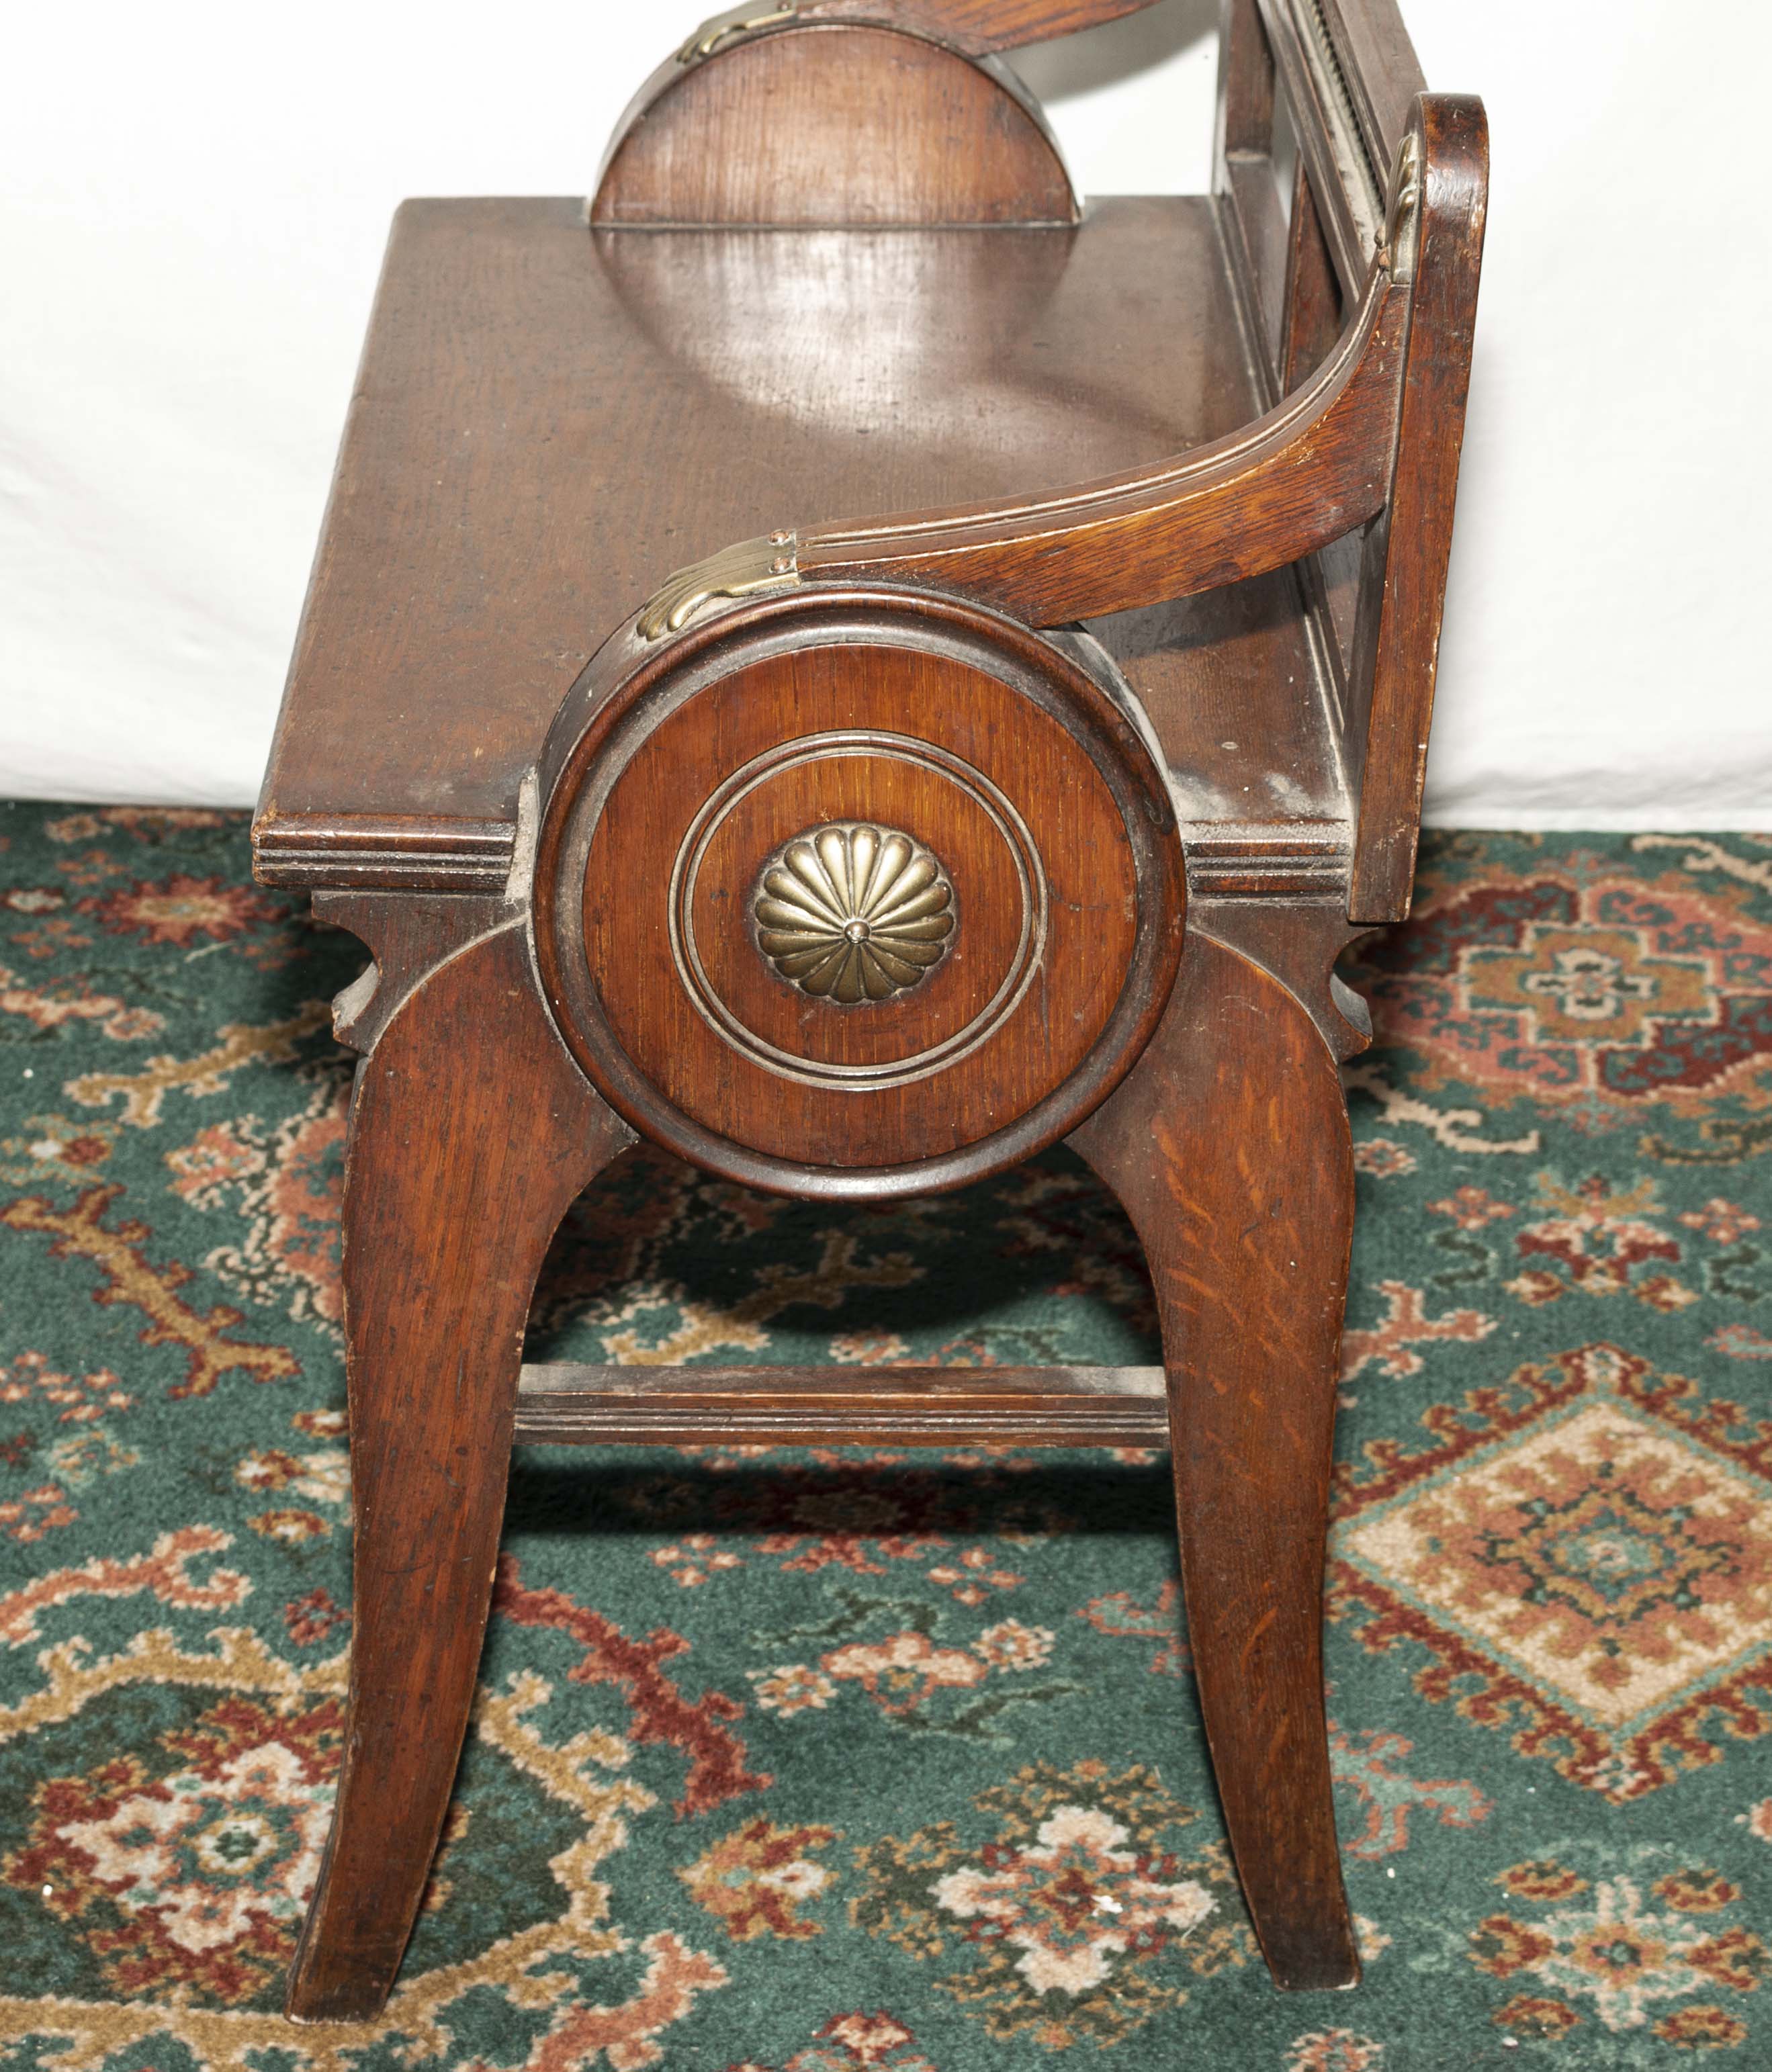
left=594, top=24, right=1077, bottom=226
left=1071, top=925, right=1362, bottom=1991
left=795, top=0, right=1167, bottom=51
left=580, top=647, right=1135, bottom=1166
left=514, top=1363, right=1168, bottom=1447
left=283, top=924, right=635, bottom=2022
left=535, top=590, right=1186, bottom=1193
left=797, top=265, right=1404, bottom=623
left=254, top=200, right=1325, bottom=879
left=263, top=0, right=1486, bottom=2016
left=1281, top=156, right=1345, bottom=394
left=308, top=889, right=510, bottom=1054
left=1346, top=94, right=1489, bottom=921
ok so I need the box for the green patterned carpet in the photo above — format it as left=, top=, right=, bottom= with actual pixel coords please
left=1, top=801, right=1771, bottom=2071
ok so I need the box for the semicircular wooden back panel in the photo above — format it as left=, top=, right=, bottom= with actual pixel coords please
left=590, top=18, right=1081, bottom=228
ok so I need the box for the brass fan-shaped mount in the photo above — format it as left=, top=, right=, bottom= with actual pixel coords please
left=754, top=822, right=955, bottom=1004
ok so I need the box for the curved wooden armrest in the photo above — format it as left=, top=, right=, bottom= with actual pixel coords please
left=635, top=264, right=1404, bottom=638
left=635, top=101, right=1472, bottom=643
left=633, top=264, right=1401, bottom=637
left=791, top=1, right=1165, bottom=55
left=796, top=260, right=1405, bottom=627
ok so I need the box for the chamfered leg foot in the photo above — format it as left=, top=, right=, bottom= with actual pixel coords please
left=1071, top=926, right=1361, bottom=1992
left=285, top=921, right=633, bottom=2024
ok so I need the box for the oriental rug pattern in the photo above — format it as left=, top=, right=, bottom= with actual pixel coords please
left=1, top=805, right=1769, bottom=2069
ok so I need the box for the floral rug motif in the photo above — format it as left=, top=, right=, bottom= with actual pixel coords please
left=1, top=806, right=1770, bottom=2069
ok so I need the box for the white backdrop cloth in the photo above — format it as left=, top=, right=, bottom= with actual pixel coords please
left=3, top=0, right=1767, bottom=826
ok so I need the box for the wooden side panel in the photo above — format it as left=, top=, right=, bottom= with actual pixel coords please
left=1214, top=0, right=1283, bottom=386
left=1216, top=0, right=1276, bottom=165
left=1226, top=154, right=1292, bottom=381
left=1281, top=154, right=1343, bottom=393
left=1347, top=93, right=1489, bottom=921
left=1089, top=569, right=1352, bottom=881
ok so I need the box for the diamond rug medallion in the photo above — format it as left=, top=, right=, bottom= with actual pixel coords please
left=1, top=807, right=1770, bottom=2071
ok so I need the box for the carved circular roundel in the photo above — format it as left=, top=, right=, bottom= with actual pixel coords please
left=534, top=589, right=1186, bottom=1197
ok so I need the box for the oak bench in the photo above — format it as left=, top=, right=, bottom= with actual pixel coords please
left=254, top=0, right=1487, bottom=2022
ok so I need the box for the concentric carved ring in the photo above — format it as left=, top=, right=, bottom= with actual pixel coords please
left=533, top=588, right=1186, bottom=1196
left=669, top=729, right=1046, bottom=1091
left=755, top=823, right=955, bottom=1003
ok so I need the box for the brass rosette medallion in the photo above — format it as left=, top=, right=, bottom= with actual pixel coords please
left=755, top=822, right=955, bottom=1004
